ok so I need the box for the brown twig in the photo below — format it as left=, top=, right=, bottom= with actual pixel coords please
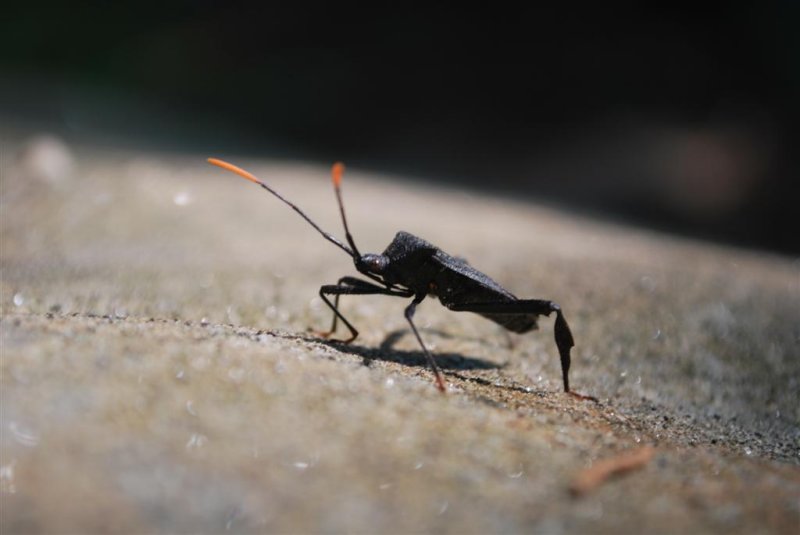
left=569, top=446, right=656, bottom=497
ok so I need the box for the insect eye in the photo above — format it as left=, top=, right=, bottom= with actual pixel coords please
left=361, top=254, right=387, bottom=273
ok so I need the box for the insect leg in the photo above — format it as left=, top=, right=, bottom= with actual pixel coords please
left=404, top=295, right=447, bottom=393
left=324, top=277, right=370, bottom=334
left=318, top=278, right=412, bottom=342
left=446, top=300, right=583, bottom=396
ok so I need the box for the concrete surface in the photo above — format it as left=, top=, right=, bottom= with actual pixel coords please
left=1, top=133, right=799, bottom=533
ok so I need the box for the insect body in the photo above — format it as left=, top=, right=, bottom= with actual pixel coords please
left=208, top=158, right=586, bottom=397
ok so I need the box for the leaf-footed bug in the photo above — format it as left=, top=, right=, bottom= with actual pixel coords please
left=208, top=158, right=595, bottom=400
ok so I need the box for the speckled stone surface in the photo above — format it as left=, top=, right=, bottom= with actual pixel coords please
left=2, top=135, right=798, bottom=533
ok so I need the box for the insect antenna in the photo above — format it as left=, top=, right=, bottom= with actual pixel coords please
left=330, top=162, right=361, bottom=257
left=207, top=158, right=355, bottom=257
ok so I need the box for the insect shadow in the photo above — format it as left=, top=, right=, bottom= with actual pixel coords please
left=317, top=330, right=554, bottom=398
left=315, top=328, right=501, bottom=372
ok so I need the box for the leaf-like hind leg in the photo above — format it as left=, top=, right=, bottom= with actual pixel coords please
left=446, top=299, right=596, bottom=401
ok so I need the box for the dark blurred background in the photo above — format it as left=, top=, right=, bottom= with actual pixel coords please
left=1, top=3, right=797, bottom=253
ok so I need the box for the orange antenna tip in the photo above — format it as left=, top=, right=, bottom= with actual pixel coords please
left=208, top=157, right=262, bottom=185
left=332, top=162, right=345, bottom=187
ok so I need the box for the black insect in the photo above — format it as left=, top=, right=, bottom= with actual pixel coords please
left=208, top=158, right=591, bottom=398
